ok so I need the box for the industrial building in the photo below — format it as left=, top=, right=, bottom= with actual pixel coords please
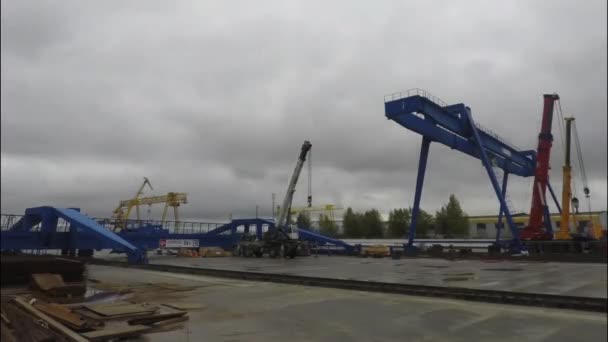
left=468, top=211, right=608, bottom=239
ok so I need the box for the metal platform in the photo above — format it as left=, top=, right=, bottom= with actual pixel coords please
left=136, top=255, right=607, bottom=299
left=83, top=264, right=607, bottom=342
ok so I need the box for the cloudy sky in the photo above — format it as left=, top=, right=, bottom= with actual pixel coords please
left=1, top=0, right=606, bottom=222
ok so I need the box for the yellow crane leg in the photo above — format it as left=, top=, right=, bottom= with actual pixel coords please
left=555, top=166, right=572, bottom=240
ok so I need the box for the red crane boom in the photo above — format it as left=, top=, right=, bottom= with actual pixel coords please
left=520, top=94, right=560, bottom=240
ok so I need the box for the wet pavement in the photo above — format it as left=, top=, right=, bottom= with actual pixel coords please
left=139, top=255, right=608, bottom=298
left=87, top=264, right=608, bottom=342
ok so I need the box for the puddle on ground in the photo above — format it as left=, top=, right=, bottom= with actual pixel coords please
left=443, top=276, right=475, bottom=282
left=442, top=272, right=476, bottom=282
left=84, top=287, right=130, bottom=304
left=483, top=268, right=523, bottom=272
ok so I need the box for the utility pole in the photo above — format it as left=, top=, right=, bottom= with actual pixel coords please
left=255, top=205, right=259, bottom=218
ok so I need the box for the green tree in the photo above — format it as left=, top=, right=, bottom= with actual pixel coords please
left=387, top=208, right=411, bottom=238
left=296, top=212, right=311, bottom=228
left=362, top=209, right=384, bottom=238
left=415, top=209, right=434, bottom=238
left=318, top=214, right=339, bottom=237
left=435, top=194, right=469, bottom=238
left=343, top=207, right=361, bottom=238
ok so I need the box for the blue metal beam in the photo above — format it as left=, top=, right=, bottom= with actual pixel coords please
left=385, top=95, right=536, bottom=176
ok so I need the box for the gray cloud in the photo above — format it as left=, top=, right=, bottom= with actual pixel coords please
left=2, top=0, right=606, bottom=222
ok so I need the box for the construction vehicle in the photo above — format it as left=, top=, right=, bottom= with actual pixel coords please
left=558, top=117, right=604, bottom=241
left=235, top=141, right=312, bottom=258
left=520, top=97, right=605, bottom=254
left=360, top=245, right=390, bottom=258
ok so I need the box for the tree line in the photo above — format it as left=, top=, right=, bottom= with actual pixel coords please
left=295, top=194, right=470, bottom=238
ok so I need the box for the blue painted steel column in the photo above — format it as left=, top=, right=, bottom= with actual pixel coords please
left=495, top=171, right=509, bottom=243
left=547, top=181, right=562, bottom=214
left=465, top=110, right=525, bottom=253
left=407, top=137, right=431, bottom=247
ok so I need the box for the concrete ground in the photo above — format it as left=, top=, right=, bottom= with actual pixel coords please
left=139, top=254, right=608, bottom=298
left=88, top=264, right=607, bottom=342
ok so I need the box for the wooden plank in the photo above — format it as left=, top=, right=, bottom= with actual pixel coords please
left=2, top=303, right=60, bottom=342
left=31, top=273, right=65, bottom=290
left=162, top=303, right=205, bottom=310
left=128, top=311, right=187, bottom=325
left=84, top=302, right=157, bottom=317
left=75, top=307, right=159, bottom=321
left=149, top=315, right=188, bottom=327
left=34, top=302, right=89, bottom=330
left=13, top=297, right=88, bottom=342
left=1, top=320, right=17, bottom=342
left=81, top=325, right=150, bottom=341
left=1, top=311, right=11, bottom=324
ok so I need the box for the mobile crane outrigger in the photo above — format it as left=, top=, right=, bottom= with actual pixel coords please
left=236, top=140, right=312, bottom=258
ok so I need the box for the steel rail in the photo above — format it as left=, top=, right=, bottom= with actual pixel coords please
left=88, top=259, right=606, bottom=313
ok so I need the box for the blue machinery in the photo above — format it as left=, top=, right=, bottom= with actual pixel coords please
left=1, top=207, right=356, bottom=263
left=385, top=89, right=557, bottom=254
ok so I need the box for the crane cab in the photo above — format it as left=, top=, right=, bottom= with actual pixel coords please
left=285, top=224, right=300, bottom=240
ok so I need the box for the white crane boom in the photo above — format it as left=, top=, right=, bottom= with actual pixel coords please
left=275, top=141, right=312, bottom=233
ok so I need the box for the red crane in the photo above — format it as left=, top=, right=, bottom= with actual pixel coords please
left=520, top=94, right=560, bottom=240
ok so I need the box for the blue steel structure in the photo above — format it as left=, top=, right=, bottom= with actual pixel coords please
left=2, top=207, right=148, bottom=263
left=385, top=89, right=543, bottom=254
left=1, top=207, right=356, bottom=262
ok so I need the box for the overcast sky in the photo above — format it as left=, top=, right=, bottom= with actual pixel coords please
left=1, top=0, right=606, bottom=222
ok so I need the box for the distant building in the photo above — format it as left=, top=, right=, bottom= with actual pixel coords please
left=312, top=211, right=608, bottom=239
left=467, top=211, right=607, bottom=239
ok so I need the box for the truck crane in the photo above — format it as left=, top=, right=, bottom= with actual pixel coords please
left=520, top=94, right=560, bottom=240
left=236, top=140, right=312, bottom=258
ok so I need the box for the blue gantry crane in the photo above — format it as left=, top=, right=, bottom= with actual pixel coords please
left=384, top=89, right=559, bottom=254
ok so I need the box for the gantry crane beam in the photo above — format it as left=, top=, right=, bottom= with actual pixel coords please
left=115, top=192, right=188, bottom=225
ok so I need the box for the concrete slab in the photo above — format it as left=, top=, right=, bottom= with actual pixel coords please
left=87, top=265, right=607, bottom=342
left=139, top=255, right=608, bottom=298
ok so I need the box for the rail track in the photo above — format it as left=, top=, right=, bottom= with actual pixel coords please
left=88, top=259, right=607, bottom=313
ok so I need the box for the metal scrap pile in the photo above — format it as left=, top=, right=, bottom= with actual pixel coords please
left=0, top=255, right=190, bottom=341
left=1, top=295, right=189, bottom=341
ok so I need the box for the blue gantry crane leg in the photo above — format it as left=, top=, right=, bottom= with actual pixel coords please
left=464, top=110, right=525, bottom=253
left=495, top=171, right=509, bottom=243
left=405, top=137, right=431, bottom=253
left=547, top=181, right=562, bottom=214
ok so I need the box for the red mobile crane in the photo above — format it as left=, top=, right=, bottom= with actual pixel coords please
left=520, top=94, right=560, bottom=240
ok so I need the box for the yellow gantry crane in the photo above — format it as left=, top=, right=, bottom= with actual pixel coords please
left=112, top=177, right=188, bottom=230
left=117, top=192, right=188, bottom=224
left=284, top=204, right=342, bottom=222
left=112, top=177, right=153, bottom=224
